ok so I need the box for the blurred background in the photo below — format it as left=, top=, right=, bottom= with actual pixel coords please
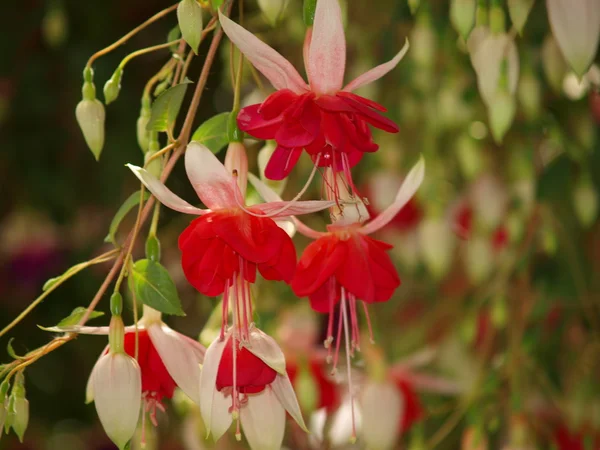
left=1, top=0, right=599, bottom=449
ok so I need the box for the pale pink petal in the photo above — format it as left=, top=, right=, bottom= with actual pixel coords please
left=343, top=38, right=410, bottom=92
left=271, top=374, right=309, bottom=431
left=308, top=0, right=346, bottom=94
left=248, top=173, right=326, bottom=238
left=148, top=323, right=205, bottom=404
left=361, top=156, right=425, bottom=235
left=185, top=142, right=240, bottom=210
left=218, top=11, right=308, bottom=94
left=240, top=387, right=286, bottom=450
left=199, top=335, right=229, bottom=438
left=126, top=164, right=208, bottom=215
left=41, top=325, right=138, bottom=334
left=329, top=396, right=362, bottom=447
left=293, top=216, right=327, bottom=239
left=245, top=328, right=286, bottom=374
left=92, top=353, right=141, bottom=450
left=257, top=199, right=336, bottom=218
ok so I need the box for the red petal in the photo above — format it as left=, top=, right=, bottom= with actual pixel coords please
left=275, top=95, right=321, bottom=147
left=264, top=146, right=303, bottom=180
left=396, top=379, right=423, bottom=432
left=337, top=91, right=387, bottom=112
left=337, top=92, right=399, bottom=133
left=258, top=227, right=297, bottom=282
left=259, top=89, right=299, bottom=120
left=237, top=104, right=282, bottom=139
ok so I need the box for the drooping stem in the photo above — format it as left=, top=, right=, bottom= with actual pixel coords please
left=118, top=40, right=183, bottom=70
left=86, top=3, right=178, bottom=69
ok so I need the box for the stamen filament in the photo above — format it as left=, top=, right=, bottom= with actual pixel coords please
left=340, top=290, right=357, bottom=442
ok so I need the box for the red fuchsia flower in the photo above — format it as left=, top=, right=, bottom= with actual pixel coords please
left=218, top=0, right=409, bottom=181
left=57, top=306, right=205, bottom=443
left=128, top=142, right=334, bottom=342
left=199, top=326, right=307, bottom=450
left=553, top=424, right=600, bottom=450
left=248, top=158, right=424, bottom=439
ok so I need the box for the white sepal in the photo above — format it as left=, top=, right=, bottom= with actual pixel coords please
left=148, top=322, right=205, bottom=403
left=86, top=344, right=109, bottom=403
left=199, top=335, right=229, bottom=438
left=92, top=352, right=141, bottom=450
left=271, top=373, right=309, bottom=431
left=245, top=328, right=286, bottom=374
left=76, top=98, right=105, bottom=160
left=240, top=387, right=286, bottom=450
left=199, top=367, right=232, bottom=442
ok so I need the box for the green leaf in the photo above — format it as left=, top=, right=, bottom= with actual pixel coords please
left=104, top=190, right=151, bottom=245
left=6, top=339, right=23, bottom=360
left=191, top=112, right=230, bottom=154
left=132, top=259, right=185, bottom=316
left=146, top=80, right=192, bottom=132
left=177, top=0, right=203, bottom=54
left=56, top=307, right=104, bottom=327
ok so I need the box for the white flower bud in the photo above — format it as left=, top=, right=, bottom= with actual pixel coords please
left=507, top=0, right=534, bottom=35
left=258, top=0, right=290, bottom=26
left=451, top=0, right=477, bottom=41
left=360, top=381, right=403, bottom=450
left=76, top=84, right=105, bottom=161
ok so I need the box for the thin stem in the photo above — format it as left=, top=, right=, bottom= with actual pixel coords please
left=144, top=142, right=177, bottom=166
left=127, top=259, right=140, bottom=361
left=144, top=59, right=177, bottom=98
left=231, top=0, right=244, bottom=112
left=119, top=39, right=183, bottom=70
left=86, top=3, right=178, bottom=68
left=0, top=249, right=119, bottom=338
left=113, top=187, right=146, bottom=294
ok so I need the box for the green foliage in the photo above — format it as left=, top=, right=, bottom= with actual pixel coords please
left=191, top=111, right=230, bottom=153
left=146, top=80, right=192, bottom=133
left=131, top=259, right=185, bottom=316
left=104, top=190, right=151, bottom=245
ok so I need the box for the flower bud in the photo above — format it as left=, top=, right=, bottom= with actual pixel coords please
left=258, top=0, right=290, bottom=26
left=489, top=3, right=505, bottom=34
left=573, top=175, right=599, bottom=228
left=419, top=218, right=455, bottom=280
left=547, top=0, right=600, bottom=78
left=507, top=0, right=534, bottom=35
left=137, top=100, right=151, bottom=153
left=451, top=0, right=477, bottom=41
left=456, top=133, right=483, bottom=181
left=360, top=381, right=403, bottom=450
left=145, top=136, right=162, bottom=178
left=488, top=90, right=516, bottom=144
left=76, top=87, right=105, bottom=160
left=91, top=351, right=142, bottom=450
left=103, top=67, right=123, bottom=105
left=542, top=35, right=569, bottom=94
left=408, top=0, right=421, bottom=14
left=0, top=380, right=9, bottom=434
left=225, top=142, right=248, bottom=197
left=177, top=0, right=203, bottom=54
left=110, top=292, right=123, bottom=317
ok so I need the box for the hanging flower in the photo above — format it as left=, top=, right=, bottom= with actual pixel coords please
left=218, top=0, right=409, bottom=181
left=54, top=306, right=205, bottom=442
left=199, top=326, right=307, bottom=450
left=287, top=353, right=340, bottom=412
left=546, top=0, right=600, bottom=78
left=128, top=142, right=334, bottom=342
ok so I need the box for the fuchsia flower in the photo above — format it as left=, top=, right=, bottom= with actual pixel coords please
left=199, top=327, right=307, bottom=450
left=219, top=0, right=409, bottom=181
left=58, top=307, right=205, bottom=445
left=128, top=142, right=334, bottom=342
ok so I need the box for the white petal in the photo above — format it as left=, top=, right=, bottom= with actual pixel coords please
left=248, top=172, right=284, bottom=203
left=343, top=39, right=410, bottom=92
left=126, top=164, right=208, bottom=215
left=185, top=142, right=242, bottom=210
left=199, top=335, right=229, bottom=438
left=218, top=11, right=308, bottom=94
left=200, top=367, right=233, bottom=442
left=92, top=352, right=141, bottom=450
left=257, top=200, right=336, bottom=218
left=240, top=388, right=286, bottom=450
left=274, top=218, right=296, bottom=237
left=148, top=323, right=205, bottom=403
left=361, top=156, right=425, bottom=235
left=547, top=0, right=600, bottom=77
left=271, top=373, right=308, bottom=431
left=86, top=344, right=109, bottom=403
left=360, top=381, right=403, bottom=450
left=245, top=328, right=286, bottom=374
left=308, top=0, right=346, bottom=94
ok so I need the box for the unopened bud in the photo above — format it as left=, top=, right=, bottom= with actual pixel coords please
left=573, top=175, right=599, bottom=228
left=145, top=136, right=162, bottom=178
left=103, top=67, right=123, bottom=105
left=76, top=71, right=105, bottom=160
left=145, top=235, right=161, bottom=262
left=489, top=3, right=506, bottom=34
left=408, top=0, right=421, bottom=15
left=542, top=35, right=568, bottom=94
left=0, top=380, right=9, bottom=433
left=507, top=0, right=534, bottom=35
left=451, top=0, right=477, bottom=41
left=110, top=292, right=123, bottom=317
left=456, top=133, right=483, bottom=180
left=258, top=0, right=290, bottom=26
left=137, top=96, right=152, bottom=153
left=487, top=90, right=516, bottom=144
